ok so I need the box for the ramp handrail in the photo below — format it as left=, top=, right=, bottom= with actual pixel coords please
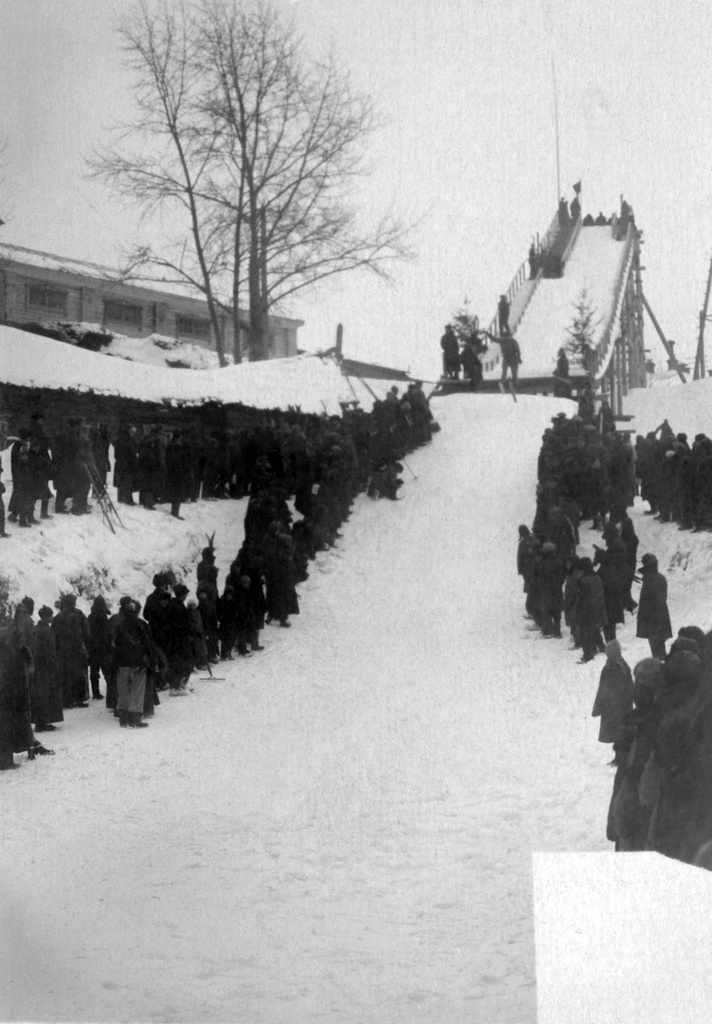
left=590, top=224, right=636, bottom=379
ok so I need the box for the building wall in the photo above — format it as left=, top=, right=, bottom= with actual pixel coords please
left=0, top=258, right=301, bottom=358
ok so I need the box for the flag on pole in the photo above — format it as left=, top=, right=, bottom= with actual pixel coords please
left=573, top=181, right=582, bottom=195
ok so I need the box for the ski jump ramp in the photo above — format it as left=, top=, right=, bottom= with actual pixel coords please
left=481, top=219, right=646, bottom=409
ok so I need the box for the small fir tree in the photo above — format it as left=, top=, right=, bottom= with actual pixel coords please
left=451, top=298, right=481, bottom=345
left=564, top=288, right=601, bottom=370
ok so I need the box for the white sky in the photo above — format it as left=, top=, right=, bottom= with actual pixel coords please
left=2, top=0, right=712, bottom=378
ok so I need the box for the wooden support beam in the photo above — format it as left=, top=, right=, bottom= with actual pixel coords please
left=641, top=293, right=687, bottom=384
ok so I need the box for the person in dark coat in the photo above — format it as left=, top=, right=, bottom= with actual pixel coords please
left=87, top=595, right=112, bottom=701
left=164, top=433, right=186, bottom=519
left=592, top=639, right=634, bottom=760
left=114, top=425, right=139, bottom=505
left=640, top=648, right=712, bottom=865
left=111, top=596, right=158, bottom=728
left=574, top=557, right=608, bottom=663
left=264, top=531, right=300, bottom=627
left=217, top=585, right=239, bottom=660
left=497, top=294, right=510, bottom=333
left=196, top=587, right=219, bottom=664
left=636, top=553, right=672, bottom=661
left=459, top=340, right=482, bottom=391
left=485, top=328, right=522, bottom=385
left=30, top=606, right=64, bottom=732
left=0, top=604, right=53, bottom=769
left=164, top=583, right=194, bottom=694
left=609, top=658, right=664, bottom=851
left=235, top=574, right=263, bottom=654
left=440, top=325, right=460, bottom=380
left=563, top=558, right=585, bottom=648
left=594, top=523, right=628, bottom=642
left=537, top=542, right=565, bottom=638
left=619, top=513, right=639, bottom=612
left=52, top=593, right=90, bottom=708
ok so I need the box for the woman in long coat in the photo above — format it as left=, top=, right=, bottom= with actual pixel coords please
left=594, top=524, right=628, bottom=641
left=30, top=606, right=64, bottom=732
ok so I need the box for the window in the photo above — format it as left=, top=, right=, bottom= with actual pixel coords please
left=27, top=282, right=68, bottom=315
left=104, top=298, right=143, bottom=330
left=176, top=314, right=211, bottom=342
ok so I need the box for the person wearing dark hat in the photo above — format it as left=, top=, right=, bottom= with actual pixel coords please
left=636, top=553, right=672, bottom=661
left=52, top=593, right=90, bottom=708
left=497, top=294, right=510, bottom=334
left=592, top=640, right=633, bottom=764
left=112, top=597, right=158, bottom=727
left=87, top=596, right=112, bottom=701
left=31, top=606, right=64, bottom=733
left=0, top=603, right=54, bottom=768
left=538, top=541, right=565, bottom=638
left=0, top=462, right=8, bottom=537
left=165, top=583, right=194, bottom=695
left=574, top=556, right=608, bottom=663
left=440, top=325, right=460, bottom=380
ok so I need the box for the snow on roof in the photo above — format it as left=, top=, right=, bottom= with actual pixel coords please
left=0, top=324, right=357, bottom=414
left=484, top=227, right=629, bottom=379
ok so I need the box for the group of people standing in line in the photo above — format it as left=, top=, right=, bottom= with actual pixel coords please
left=518, top=408, right=712, bottom=868
left=0, top=386, right=437, bottom=768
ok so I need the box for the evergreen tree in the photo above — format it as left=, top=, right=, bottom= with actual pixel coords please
left=564, top=288, right=601, bottom=371
left=451, top=298, right=481, bottom=345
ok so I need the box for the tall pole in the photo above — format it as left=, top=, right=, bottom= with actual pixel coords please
left=552, top=58, right=561, bottom=205
left=695, top=254, right=712, bottom=380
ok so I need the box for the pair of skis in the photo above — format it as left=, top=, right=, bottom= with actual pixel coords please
left=82, top=455, right=124, bottom=534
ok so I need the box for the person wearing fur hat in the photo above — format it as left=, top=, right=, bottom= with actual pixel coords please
left=592, top=640, right=634, bottom=762
left=52, top=593, right=90, bottom=709
left=30, top=606, right=64, bottom=733
left=636, top=553, right=672, bottom=661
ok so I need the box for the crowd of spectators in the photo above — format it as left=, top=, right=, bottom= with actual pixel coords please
left=518, top=407, right=712, bottom=868
left=0, top=384, right=436, bottom=768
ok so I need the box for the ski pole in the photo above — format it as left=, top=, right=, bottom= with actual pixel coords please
left=403, top=457, right=418, bottom=480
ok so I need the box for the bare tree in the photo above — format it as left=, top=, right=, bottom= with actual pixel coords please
left=92, top=0, right=411, bottom=363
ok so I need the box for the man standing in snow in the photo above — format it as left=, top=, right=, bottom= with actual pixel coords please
left=440, top=325, right=460, bottom=380
left=485, top=327, right=522, bottom=386
left=112, top=596, right=157, bottom=728
left=636, top=553, right=672, bottom=661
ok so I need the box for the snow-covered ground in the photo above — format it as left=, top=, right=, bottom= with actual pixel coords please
left=2, top=381, right=712, bottom=1022
left=483, top=227, right=629, bottom=380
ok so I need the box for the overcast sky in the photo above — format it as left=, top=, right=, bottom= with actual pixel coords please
left=2, top=0, right=711, bottom=378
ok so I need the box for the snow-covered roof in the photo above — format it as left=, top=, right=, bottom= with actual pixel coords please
left=0, top=324, right=356, bottom=414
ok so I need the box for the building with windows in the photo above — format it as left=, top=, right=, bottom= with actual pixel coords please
left=0, top=242, right=303, bottom=359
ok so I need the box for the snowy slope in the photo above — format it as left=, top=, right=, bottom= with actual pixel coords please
left=2, top=383, right=712, bottom=1022
left=484, top=227, right=628, bottom=379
